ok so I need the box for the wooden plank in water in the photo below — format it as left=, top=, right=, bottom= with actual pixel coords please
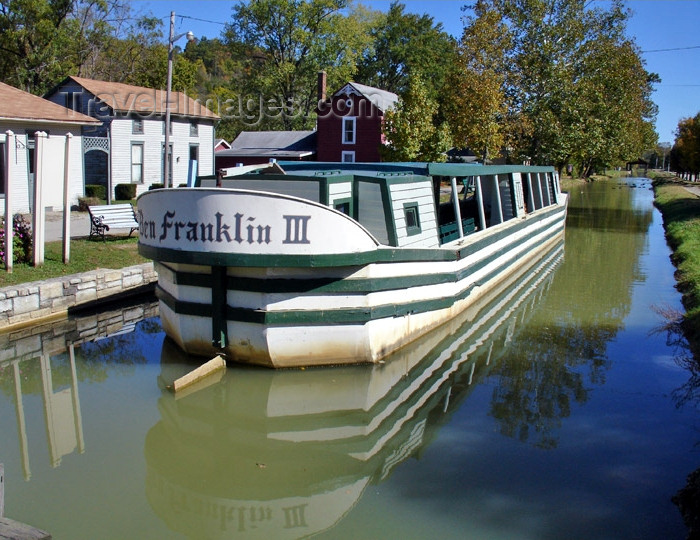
left=0, top=517, right=51, bottom=540
left=170, top=356, right=226, bottom=394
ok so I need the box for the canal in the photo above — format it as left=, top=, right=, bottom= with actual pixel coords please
left=0, top=177, right=698, bottom=539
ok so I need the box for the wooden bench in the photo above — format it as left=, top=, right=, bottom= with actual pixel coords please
left=439, top=217, right=477, bottom=245
left=88, top=204, right=139, bottom=241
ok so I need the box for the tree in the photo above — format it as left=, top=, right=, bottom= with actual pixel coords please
left=223, top=0, right=374, bottom=130
left=451, top=0, right=658, bottom=173
left=381, top=74, right=452, bottom=162
left=355, top=1, right=455, bottom=99
left=0, top=0, right=75, bottom=93
left=444, top=0, right=511, bottom=161
left=671, top=113, right=700, bottom=179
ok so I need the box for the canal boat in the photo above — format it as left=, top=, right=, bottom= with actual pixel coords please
left=137, top=161, right=568, bottom=368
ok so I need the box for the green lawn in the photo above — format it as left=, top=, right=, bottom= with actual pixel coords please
left=0, top=236, right=148, bottom=287
left=652, top=173, right=700, bottom=351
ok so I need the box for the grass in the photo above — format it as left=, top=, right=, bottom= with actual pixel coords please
left=651, top=172, right=700, bottom=351
left=0, top=235, right=147, bottom=287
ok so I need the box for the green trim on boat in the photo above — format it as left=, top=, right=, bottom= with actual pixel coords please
left=155, top=226, right=564, bottom=326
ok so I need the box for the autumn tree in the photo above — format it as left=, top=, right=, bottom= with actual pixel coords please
left=444, top=0, right=511, bottom=162
left=381, top=74, right=452, bottom=162
left=671, top=113, right=700, bottom=179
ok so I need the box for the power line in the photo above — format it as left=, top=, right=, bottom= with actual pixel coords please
left=177, top=14, right=226, bottom=26
left=642, top=45, right=700, bottom=53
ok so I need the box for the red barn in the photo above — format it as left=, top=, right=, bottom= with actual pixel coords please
left=316, top=75, right=398, bottom=163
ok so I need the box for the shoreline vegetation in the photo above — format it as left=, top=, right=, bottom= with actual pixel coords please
left=648, top=172, right=700, bottom=356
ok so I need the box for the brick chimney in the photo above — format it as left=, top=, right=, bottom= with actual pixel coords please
left=317, top=71, right=327, bottom=103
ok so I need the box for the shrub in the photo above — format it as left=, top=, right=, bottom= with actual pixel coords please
left=0, top=214, right=33, bottom=264
left=115, top=183, right=137, bottom=200
left=78, top=196, right=101, bottom=211
left=148, top=183, right=164, bottom=190
left=85, top=184, right=106, bottom=200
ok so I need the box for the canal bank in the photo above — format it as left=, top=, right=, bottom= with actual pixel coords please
left=0, top=262, right=156, bottom=331
left=650, top=172, right=700, bottom=357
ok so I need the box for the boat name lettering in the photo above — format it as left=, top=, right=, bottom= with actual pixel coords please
left=282, top=215, right=311, bottom=244
left=139, top=210, right=313, bottom=246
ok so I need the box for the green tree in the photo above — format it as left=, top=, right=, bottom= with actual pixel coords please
left=224, top=0, right=374, bottom=130
left=0, top=0, right=75, bottom=93
left=355, top=1, right=455, bottom=99
left=381, top=74, right=452, bottom=162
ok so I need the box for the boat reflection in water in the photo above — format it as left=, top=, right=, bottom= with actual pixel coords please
left=146, top=237, right=564, bottom=539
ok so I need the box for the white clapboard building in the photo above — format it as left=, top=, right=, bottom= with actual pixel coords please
left=0, top=81, right=100, bottom=214
left=45, top=76, right=219, bottom=198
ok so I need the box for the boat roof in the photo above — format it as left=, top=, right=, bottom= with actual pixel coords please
left=276, top=161, right=556, bottom=178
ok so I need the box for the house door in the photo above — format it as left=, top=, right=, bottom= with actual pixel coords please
left=188, top=145, right=199, bottom=187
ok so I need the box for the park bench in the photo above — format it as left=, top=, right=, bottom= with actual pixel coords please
left=88, top=203, right=139, bottom=241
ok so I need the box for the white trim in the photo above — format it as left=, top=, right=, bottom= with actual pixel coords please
left=342, top=117, right=356, bottom=145
left=342, top=151, right=355, bottom=163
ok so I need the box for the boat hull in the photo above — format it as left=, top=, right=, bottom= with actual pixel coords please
left=139, top=188, right=567, bottom=368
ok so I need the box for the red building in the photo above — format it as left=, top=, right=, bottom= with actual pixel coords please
left=316, top=74, right=398, bottom=163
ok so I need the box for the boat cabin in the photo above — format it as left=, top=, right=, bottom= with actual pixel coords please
left=197, top=162, right=562, bottom=249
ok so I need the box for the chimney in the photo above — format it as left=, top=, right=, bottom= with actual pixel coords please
left=317, top=70, right=327, bottom=103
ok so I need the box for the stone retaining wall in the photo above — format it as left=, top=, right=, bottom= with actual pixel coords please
left=0, top=262, right=157, bottom=330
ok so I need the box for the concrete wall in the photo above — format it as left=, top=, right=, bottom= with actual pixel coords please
left=0, top=262, right=157, bottom=330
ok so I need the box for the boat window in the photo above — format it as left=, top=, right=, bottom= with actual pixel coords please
left=335, top=199, right=351, bottom=215
left=404, top=202, right=421, bottom=236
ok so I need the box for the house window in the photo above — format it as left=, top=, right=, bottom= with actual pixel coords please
left=190, top=121, right=198, bottom=136
left=404, top=202, right=421, bottom=236
left=342, top=117, right=356, bottom=144
left=65, top=92, right=81, bottom=112
left=132, top=118, right=144, bottom=134
left=131, top=143, right=144, bottom=183
left=341, top=151, right=355, bottom=163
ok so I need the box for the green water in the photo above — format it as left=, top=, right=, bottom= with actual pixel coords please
left=1, top=177, right=697, bottom=539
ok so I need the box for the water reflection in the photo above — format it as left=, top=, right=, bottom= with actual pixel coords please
left=145, top=239, right=564, bottom=539
left=0, top=300, right=158, bottom=479
left=482, top=179, right=656, bottom=449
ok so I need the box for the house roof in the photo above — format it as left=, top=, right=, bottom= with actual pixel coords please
left=214, top=138, right=231, bottom=150
left=59, top=76, right=219, bottom=120
left=334, top=82, right=399, bottom=112
left=0, top=81, right=100, bottom=126
left=219, top=131, right=317, bottom=159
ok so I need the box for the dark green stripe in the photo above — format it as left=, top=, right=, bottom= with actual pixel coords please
left=138, top=203, right=565, bottom=268
left=158, top=207, right=565, bottom=295
left=155, top=225, right=564, bottom=325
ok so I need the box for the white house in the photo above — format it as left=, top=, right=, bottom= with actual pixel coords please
left=0, top=81, right=101, bottom=214
left=45, top=76, right=219, bottom=198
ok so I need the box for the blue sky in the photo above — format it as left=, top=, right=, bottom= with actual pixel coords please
left=137, top=0, right=700, bottom=144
